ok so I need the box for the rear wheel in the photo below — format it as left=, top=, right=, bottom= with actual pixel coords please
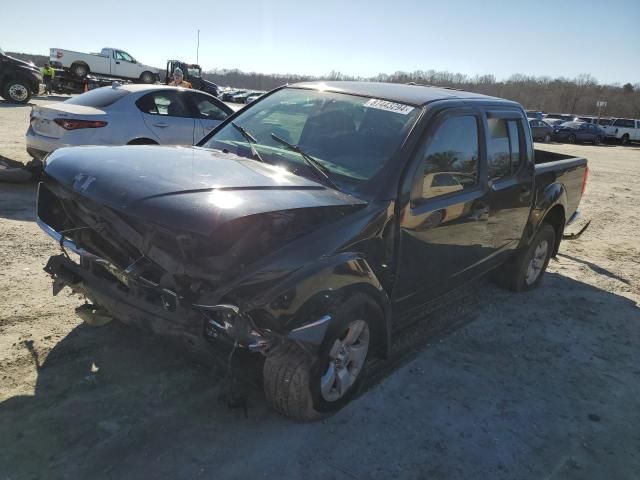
left=127, top=138, right=158, bottom=145
left=621, top=134, right=630, bottom=145
left=263, top=294, right=379, bottom=421
left=594, top=135, right=602, bottom=145
left=2, top=80, right=32, bottom=104
left=140, top=71, right=155, bottom=84
left=494, top=223, right=556, bottom=292
left=71, top=63, right=89, bottom=77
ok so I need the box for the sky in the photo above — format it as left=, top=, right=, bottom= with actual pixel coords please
left=4, top=0, right=640, bottom=85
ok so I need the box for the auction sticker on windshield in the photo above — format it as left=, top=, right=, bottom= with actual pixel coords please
left=364, top=98, right=415, bottom=115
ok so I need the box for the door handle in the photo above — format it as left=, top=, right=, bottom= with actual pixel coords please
left=153, top=122, right=169, bottom=128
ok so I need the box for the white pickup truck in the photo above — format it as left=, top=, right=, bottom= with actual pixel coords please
left=50, top=47, right=160, bottom=84
left=601, top=118, right=640, bottom=145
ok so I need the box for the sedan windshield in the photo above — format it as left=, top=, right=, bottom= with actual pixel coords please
left=200, top=88, right=420, bottom=191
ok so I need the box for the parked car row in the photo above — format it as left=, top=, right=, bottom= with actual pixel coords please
left=526, top=109, right=639, bottom=145
left=218, top=88, right=266, bottom=103
left=528, top=118, right=607, bottom=145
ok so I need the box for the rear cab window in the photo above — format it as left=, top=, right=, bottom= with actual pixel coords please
left=486, top=114, right=525, bottom=180
left=65, top=88, right=130, bottom=108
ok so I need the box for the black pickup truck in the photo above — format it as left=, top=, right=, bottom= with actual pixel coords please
left=37, top=82, right=588, bottom=421
left=0, top=48, right=42, bottom=103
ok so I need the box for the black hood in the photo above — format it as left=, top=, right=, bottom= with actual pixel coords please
left=43, top=145, right=366, bottom=237
left=2, top=53, right=40, bottom=72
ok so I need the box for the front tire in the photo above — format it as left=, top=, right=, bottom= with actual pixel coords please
left=621, top=134, right=630, bottom=145
left=567, top=134, right=576, bottom=144
left=263, top=294, right=379, bottom=421
left=2, top=80, right=32, bottom=104
left=495, top=223, right=556, bottom=292
left=594, top=135, right=602, bottom=145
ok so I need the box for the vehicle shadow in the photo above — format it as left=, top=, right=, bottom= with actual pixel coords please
left=557, top=253, right=631, bottom=285
left=0, top=272, right=638, bottom=479
left=0, top=182, right=37, bottom=221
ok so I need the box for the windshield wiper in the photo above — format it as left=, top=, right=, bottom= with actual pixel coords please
left=270, top=133, right=341, bottom=192
left=231, top=122, right=264, bottom=163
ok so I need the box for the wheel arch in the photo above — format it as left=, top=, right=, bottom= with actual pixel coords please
left=245, top=253, right=392, bottom=359
left=70, top=61, right=90, bottom=74
left=127, top=137, right=158, bottom=145
left=522, top=182, right=567, bottom=256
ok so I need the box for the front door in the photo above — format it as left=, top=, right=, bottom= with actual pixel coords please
left=394, top=109, right=495, bottom=312
left=137, top=90, right=197, bottom=145
left=184, top=91, right=231, bottom=141
left=483, top=111, right=533, bottom=260
left=112, top=50, right=140, bottom=79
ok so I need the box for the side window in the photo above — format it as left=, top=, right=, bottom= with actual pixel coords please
left=136, top=91, right=190, bottom=117
left=115, top=51, right=134, bottom=63
left=189, top=94, right=229, bottom=121
left=416, top=115, right=479, bottom=201
left=614, top=119, right=634, bottom=128
left=487, top=117, right=522, bottom=180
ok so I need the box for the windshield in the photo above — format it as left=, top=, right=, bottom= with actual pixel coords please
left=187, top=68, right=201, bottom=78
left=201, top=88, right=420, bottom=190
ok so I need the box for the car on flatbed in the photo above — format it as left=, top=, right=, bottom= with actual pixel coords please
left=50, top=47, right=160, bottom=84
left=36, top=81, right=588, bottom=421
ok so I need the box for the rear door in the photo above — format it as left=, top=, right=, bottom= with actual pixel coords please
left=136, top=90, right=197, bottom=145
left=184, top=91, right=232, bottom=141
left=394, top=108, right=495, bottom=311
left=483, top=110, right=533, bottom=259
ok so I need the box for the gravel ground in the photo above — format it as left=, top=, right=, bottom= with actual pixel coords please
left=0, top=96, right=639, bottom=480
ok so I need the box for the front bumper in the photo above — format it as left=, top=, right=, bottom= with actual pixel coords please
left=38, top=215, right=273, bottom=354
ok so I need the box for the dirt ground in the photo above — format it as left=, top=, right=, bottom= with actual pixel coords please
left=1, top=97, right=639, bottom=480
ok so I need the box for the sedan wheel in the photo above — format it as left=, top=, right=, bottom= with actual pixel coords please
left=568, top=134, right=576, bottom=144
left=594, top=135, right=602, bottom=145
left=544, top=134, right=551, bottom=143
left=320, top=319, right=370, bottom=402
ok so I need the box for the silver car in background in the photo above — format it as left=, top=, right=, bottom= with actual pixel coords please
left=26, top=84, right=233, bottom=160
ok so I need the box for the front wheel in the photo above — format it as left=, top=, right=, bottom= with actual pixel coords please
left=621, top=134, right=630, bottom=145
left=567, top=134, right=576, bottom=144
left=263, top=294, right=379, bottom=421
left=2, top=80, right=32, bottom=104
left=594, top=135, right=602, bottom=145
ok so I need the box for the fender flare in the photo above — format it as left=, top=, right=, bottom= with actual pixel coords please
left=522, top=182, right=567, bottom=252
left=245, top=252, right=392, bottom=358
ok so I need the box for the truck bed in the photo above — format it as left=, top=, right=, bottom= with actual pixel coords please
left=534, top=148, right=587, bottom=224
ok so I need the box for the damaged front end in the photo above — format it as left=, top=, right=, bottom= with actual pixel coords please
left=36, top=163, right=366, bottom=357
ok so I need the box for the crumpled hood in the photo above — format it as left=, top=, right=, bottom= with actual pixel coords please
left=43, top=145, right=366, bottom=236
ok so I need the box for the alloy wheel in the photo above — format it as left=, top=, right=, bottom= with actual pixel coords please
left=320, top=319, right=370, bottom=402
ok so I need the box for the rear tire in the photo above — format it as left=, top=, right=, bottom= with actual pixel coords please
left=71, top=63, right=89, bottom=77
left=2, top=79, right=32, bottom=104
left=494, top=224, right=556, bottom=292
left=140, top=71, right=155, bottom=84
left=263, top=293, right=380, bottom=421
left=127, top=138, right=158, bottom=145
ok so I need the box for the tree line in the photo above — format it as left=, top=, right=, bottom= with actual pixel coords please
left=7, top=51, right=639, bottom=117
left=204, top=69, right=640, bottom=118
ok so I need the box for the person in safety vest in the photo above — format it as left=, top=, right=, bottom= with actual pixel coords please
left=168, top=67, right=192, bottom=88
left=42, top=63, right=55, bottom=95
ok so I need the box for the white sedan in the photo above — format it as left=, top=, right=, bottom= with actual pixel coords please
left=26, top=84, right=233, bottom=160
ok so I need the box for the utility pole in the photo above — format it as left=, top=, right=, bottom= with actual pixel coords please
left=196, top=30, right=200, bottom=65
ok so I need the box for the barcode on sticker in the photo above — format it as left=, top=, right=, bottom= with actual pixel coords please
left=364, top=98, right=415, bottom=115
